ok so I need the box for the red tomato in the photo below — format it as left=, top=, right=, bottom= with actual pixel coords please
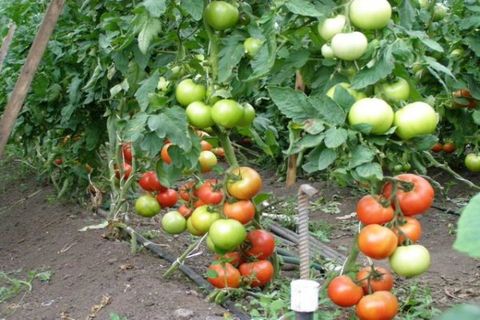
left=115, top=163, right=132, bottom=180
left=200, top=140, right=213, bottom=151
left=442, top=142, right=456, bottom=153
left=358, top=224, right=398, bottom=260
left=54, top=158, right=63, bottom=165
left=431, top=143, right=443, bottom=152
left=246, top=230, right=275, bottom=260
left=356, top=267, right=394, bottom=294
left=356, top=291, right=398, bottom=320
left=194, top=199, right=206, bottom=208
left=156, top=189, right=178, bottom=208
left=179, top=180, right=196, bottom=201
left=161, top=143, right=172, bottom=164
left=223, top=200, right=256, bottom=224
left=138, top=171, right=166, bottom=192
left=383, top=174, right=434, bottom=216
left=226, top=167, right=262, bottom=200
left=356, top=195, right=394, bottom=225
left=394, top=217, right=422, bottom=245
left=195, top=179, right=224, bottom=205
left=215, top=252, right=243, bottom=267
left=207, top=263, right=241, bottom=289
left=178, top=205, right=193, bottom=218
left=122, top=143, right=132, bottom=164
left=239, top=260, right=274, bottom=287
left=327, top=275, right=364, bottom=307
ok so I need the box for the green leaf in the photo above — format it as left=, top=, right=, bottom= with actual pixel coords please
left=324, top=127, right=347, bottom=149
left=308, top=95, right=346, bottom=126
left=142, top=0, right=167, bottom=18
left=473, top=111, right=480, bottom=125
left=408, top=135, right=438, bottom=151
left=268, top=87, right=317, bottom=121
left=135, top=71, right=160, bottom=111
left=291, top=134, right=324, bottom=154
left=124, top=112, right=149, bottom=142
left=424, top=56, right=454, bottom=79
left=464, top=36, right=480, bottom=57
left=138, top=18, right=161, bottom=54
left=402, top=29, right=443, bottom=52
left=246, top=16, right=276, bottom=81
left=349, top=145, right=375, bottom=168
left=218, top=36, right=245, bottom=83
left=284, top=0, right=323, bottom=17
left=459, top=16, right=480, bottom=30
left=398, top=0, right=415, bottom=29
left=438, top=304, right=480, bottom=320
left=352, top=49, right=395, bottom=89
left=147, top=107, right=191, bottom=151
left=181, top=0, right=204, bottom=20
left=317, top=148, right=337, bottom=170
left=355, top=162, right=383, bottom=181
left=454, top=193, right=480, bottom=258
left=303, top=147, right=337, bottom=173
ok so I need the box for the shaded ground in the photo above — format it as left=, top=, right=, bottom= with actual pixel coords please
left=1, top=160, right=480, bottom=320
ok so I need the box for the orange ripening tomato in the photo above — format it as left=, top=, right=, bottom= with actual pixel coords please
left=356, top=291, right=398, bottom=320
left=431, top=143, right=443, bottom=152
left=327, top=275, right=364, bottom=308
left=394, top=217, right=422, bottom=245
left=121, top=142, right=133, bottom=164
left=207, top=263, right=241, bottom=289
left=161, top=143, right=172, bottom=164
left=356, top=195, right=394, bottom=225
left=442, top=142, right=456, bottom=153
left=226, top=167, right=262, bottom=200
left=356, top=266, right=394, bottom=294
left=358, top=224, right=398, bottom=260
left=223, top=200, right=256, bottom=224
left=200, top=140, right=213, bottom=151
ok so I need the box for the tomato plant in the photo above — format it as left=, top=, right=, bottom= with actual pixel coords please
left=208, top=219, right=247, bottom=252
left=356, top=291, right=398, bottom=320
left=389, top=244, right=431, bottom=278
left=356, top=195, right=394, bottom=225
left=190, top=205, right=221, bottom=234
left=139, top=171, right=165, bottom=192
left=162, top=211, right=187, bottom=234
left=204, top=1, right=239, bottom=31
left=358, top=225, right=398, bottom=260
left=318, top=15, right=346, bottom=41
left=375, top=78, right=410, bottom=102
left=348, top=98, right=394, bottom=135
left=226, top=167, right=262, bottom=200
left=175, top=79, right=206, bottom=107
left=356, top=267, right=394, bottom=294
left=349, top=0, right=392, bottom=30
left=394, top=217, right=422, bottom=245
left=156, top=188, right=178, bottom=208
left=198, top=150, right=218, bottom=173
left=331, top=32, right=368, bottom=61
left=244, top=38, right=263, bottom=58
left=245, top=229, right=275, bottom=260
left=394, top=102, right=438, bottom=140
left=211, top=99, right=244, bottom=129
left=196, top=179, right=224, bottom=205
left=239, top=260, right=274, bottom=287
left=186, top=102, right=214, bottom=129
left=223, top=200, right=255, bottom=224
left=465, top=154, right=480, bottom=172
left=135, top=195, right=161, bottom=218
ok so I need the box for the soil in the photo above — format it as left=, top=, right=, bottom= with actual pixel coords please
left=1, top=161, right=480, bottom=320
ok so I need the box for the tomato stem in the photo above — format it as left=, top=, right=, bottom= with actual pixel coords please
left=163, top=233, right=208, bottom=278
left=214, top=127, right=239, bottom=168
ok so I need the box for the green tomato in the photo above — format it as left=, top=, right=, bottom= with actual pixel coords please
left=349, top=0, right=392, bottom=30
left=348, top=98, right=394, bottom=134
left=394, top=102, right=439, bottom=140
left=206, top=235, right=229, bottom=254
left=135, top=195, right=161, bottom=218
left=375, top=78, right=410, bottom=102
left=317, top=15, right=346, bottom=41
left=432, top=3, right=448, bottom=21
left=186, top=102, right=214, bottom=129
left=190, top=205, right=221, bottom=234
left=321, top=44, right=335, bottom=59
left=331, top=32, right=368, bottom=61
left=450, top=48, right=464, bottom=59
left=208, top=219, right=247, bottom=251
left=175, top=79, right=206, bottom=106
left=465, top=154, right=480, bottom=172
left=211, top=99, right=245, bottom=128
left=204, top=1, right=239, bottom=31
left=162, top=211, right=187, bottom=234
left=187, top=218, right=203, bottom=236
left=237, top=103, right=255, bottom=127
left=244, top=38, right=263, bottom=58
left=389, top=245, right=430, bottom=278
left=327, top=82, right=366, bottom=101
left=417, top=0, right=430, bottom=9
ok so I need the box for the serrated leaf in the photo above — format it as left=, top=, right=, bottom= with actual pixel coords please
left=454, top=193, right=480, bottom=258
left=402, top=29, right=443, bottom=52
left=355, top=162, right=383, bottom=181
left=409, top=135, right=438, bottom=151
left=268, top=87, right=317, bottom=121
left=125, top=112, right=149, bottom=141
left=459, top=16, right=480, bottom=30
left=135, top=71, right=160, bottom=111
left=138, top=18, right=161, bottom=54
left=142, top=0, right=167, bottom=18
left=317, top=148, right=337, bottom=170
left=308, top=95, right=346, bottom=126
left=284, top=0, right=323, bottom=17
left=324, top=127, right=347, bottom=149
left=181, top=0, right=204, bottom=20
left=464, top=36, right=480, bottom=57
left=140, top=132, right=164, bottom=156
left=303, top=119, right=325, bottom=134
left=218, top=36, right=245, bottom=83
left=331, top=85, right=356, bottom=112
left=246, top=16, right=276, bottom=81
left=398, top=0, right=415, bottom=29
left=147, top=107, right=191, bottom=151
left=424, top=56, right=454, bottom=78
left=349, top=145, right=375, bottom=168
left=351, top=49, right=395, bottom=89
left=291, top=134, right=324, bottom=154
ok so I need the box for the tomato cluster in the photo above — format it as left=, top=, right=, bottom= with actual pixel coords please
left=328, top=173, right=435, bottom=319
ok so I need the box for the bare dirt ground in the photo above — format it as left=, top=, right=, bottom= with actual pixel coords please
left=1, top=161, right=479, bottom=320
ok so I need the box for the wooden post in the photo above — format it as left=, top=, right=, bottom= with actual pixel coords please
left=286, top=71, right=305, bottom=187
left=0, top=24, right=16, bottom=73
left=0, top=0, right=65, bottom=158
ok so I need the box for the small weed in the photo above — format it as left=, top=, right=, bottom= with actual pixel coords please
left=310, top=196, right=341, bottom=215
left=0, top=269, right=52, bottom=304
left=309, top=221, right=333, bottom=242
left=110, top=313, right=128, bottom=320
left=396, top=282, right=441, bottom=319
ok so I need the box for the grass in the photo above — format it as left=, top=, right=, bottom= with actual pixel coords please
left=0, top=269, right=52, bottom=304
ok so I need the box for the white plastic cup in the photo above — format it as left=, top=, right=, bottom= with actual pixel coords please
left=290, top=279, right=320, bottom=312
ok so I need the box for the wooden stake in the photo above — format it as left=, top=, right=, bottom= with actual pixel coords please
left=286, top=71, right=305, bottom=187
left=0, top=24, right=16, bottom=73
left=0, top=0, right=65, bottom=158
